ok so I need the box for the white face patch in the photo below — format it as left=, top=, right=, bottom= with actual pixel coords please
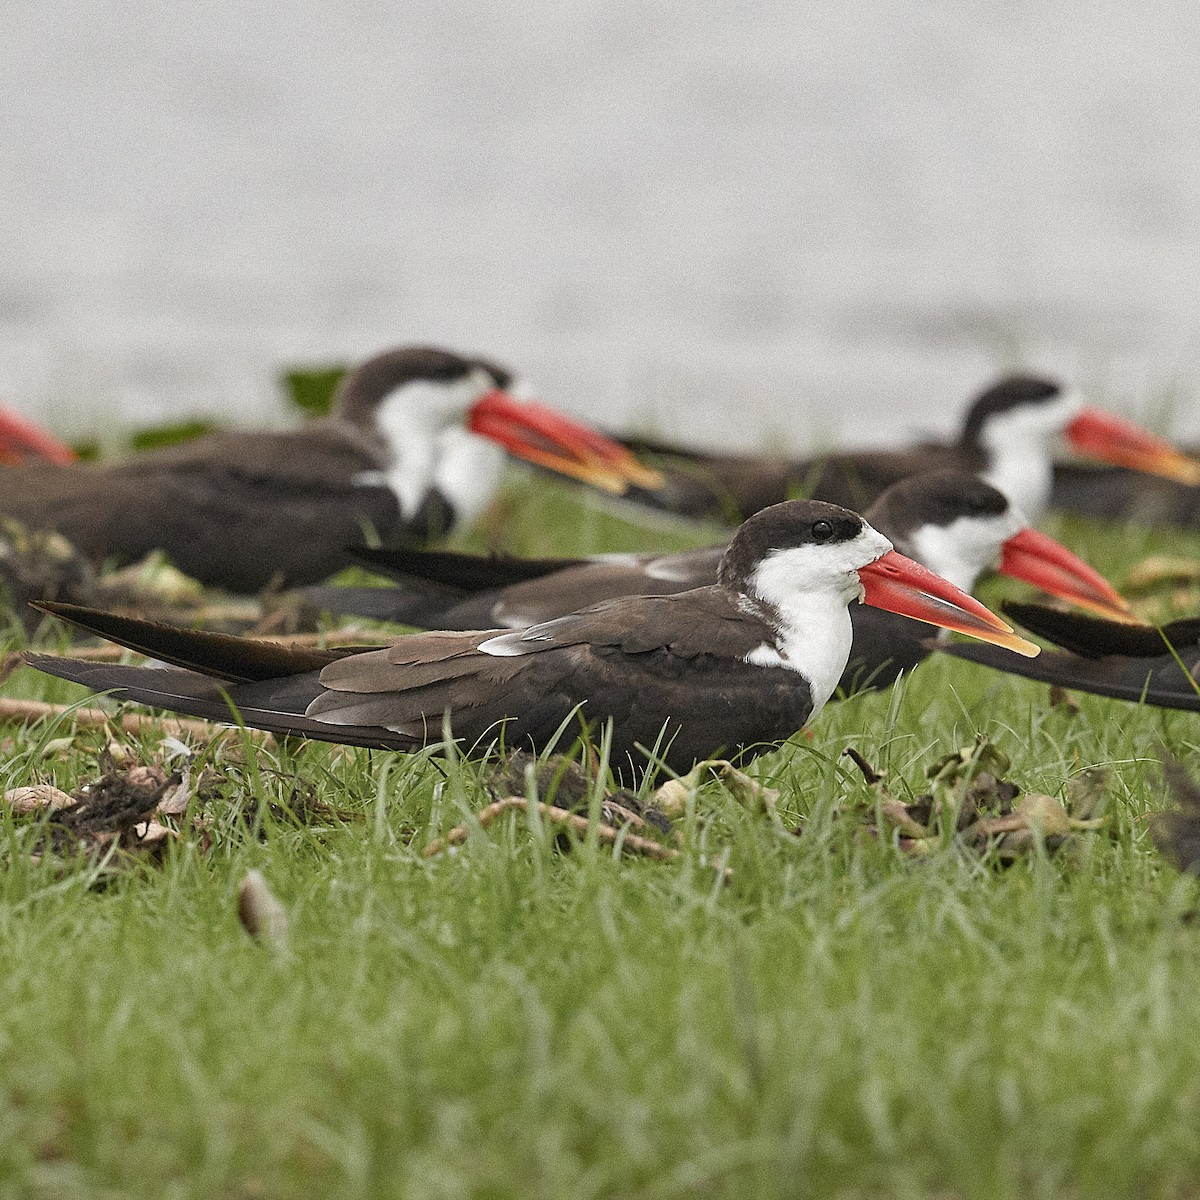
left=906, top=508, right=1024, bottom=594
left=978, top=389, right=1084, bottom=522
left=366, top=368, right=504, bottom=520
left=742, top=524, right=892, bottom=715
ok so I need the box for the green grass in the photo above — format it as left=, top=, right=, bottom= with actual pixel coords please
left=2, top=475, right=1200, bottom=1199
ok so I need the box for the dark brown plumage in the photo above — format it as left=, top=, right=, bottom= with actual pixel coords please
left=617, top=374, right=1200, bottom=526
left=0, top=345, right=651, bottom=593
left=0, top=424, right=411, bottom=593
left=31, top=579, right=817, bottom=775
left=310, top=471, right=1093, bottom=695
left=27, top=500, right=903, bottom=776
left=615, top=376, right=1058, bottom=520
left=28, top=498, right=1032, bottom=776
left=1051, top=461, right=1200, bottom=527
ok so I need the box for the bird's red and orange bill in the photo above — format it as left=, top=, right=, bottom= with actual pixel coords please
left=468, top=390, right=663, bottom=493
left=1067, top=409, right=1200, bottom=485
left=998, top=526, right=1141, bottom=624
left=858, top=550, right=1040, bottom=657
left=0, top=406, right=78, bottom=465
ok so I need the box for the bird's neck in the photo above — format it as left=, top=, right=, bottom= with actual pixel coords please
left=746, top=589, right=856, bottom=717
left=349, top=395, right=508, bottom=529
left=979, top=439, right=1053, bottom=523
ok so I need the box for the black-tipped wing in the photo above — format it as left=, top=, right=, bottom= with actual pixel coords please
left=306, top=590, right=812, bottom=771
left=1052, top=463, right=1200, bottom=526
left=938, top=600, right=1200, bottom=711
left=935, top=639, right=1200, bottom=712
left=29, top=589, right=817, bottom=773
left=618, top=438, right=978, bottom=521
left=304, top=582, right=489, bottom=628
left=346, top=545, right=586, bottom=590
left=26, top=655, right=414, bottom=749
left=1002, top=602, right=1200, bottom=659
left=33, top=601, right=370, bottom=681
left=312, top=544, right=728, bottom=630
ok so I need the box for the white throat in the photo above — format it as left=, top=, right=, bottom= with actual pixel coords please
left=354, top=370, right=505, bottom=524
left=742, top=525, right=891, bottom=716
left=977, top=390, right=1083, bottom=523
left=905, top=509, right=1024, bottom=595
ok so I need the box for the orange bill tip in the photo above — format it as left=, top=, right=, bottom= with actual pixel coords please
left=858, top=549, right=1041, bottom=657
left=1067, top=408, right=1200, bottom=486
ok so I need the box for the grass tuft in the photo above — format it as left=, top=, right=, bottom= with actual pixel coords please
left=0, top=475, right=1198, bottom=1196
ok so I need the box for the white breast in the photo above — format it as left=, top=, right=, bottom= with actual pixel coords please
left=742, top=603, right=854, bottom=716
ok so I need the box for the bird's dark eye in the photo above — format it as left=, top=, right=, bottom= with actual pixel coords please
left=811, top=520, right=834, bottom=543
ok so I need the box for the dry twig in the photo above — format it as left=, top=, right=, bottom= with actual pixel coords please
left=423, top=796, right=681, bottom=862
left=0, top=696, right=232, bottom=741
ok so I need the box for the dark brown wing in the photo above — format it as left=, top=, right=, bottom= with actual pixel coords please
left=347, top=545, right=587, bottom=589
left=308, top=588, right=814, bottom=774
left=29, top=588, right=819, bottom=775
left=1052, top=462, right=1200, bottom=526
left=0, top=425, right=407, bottom=591
left=486, top=546, right=726, bottom=627
left=310, top=545, right=728, bottom=629
left=26, top=655, right=414, bottom=749
left=620, top=440, right=978, bottom=522
left=32, top=600, right=361, bottom=681
left=1002, top=602, right=1200, bottom=659
left=837, top=606, right=932, bottom=695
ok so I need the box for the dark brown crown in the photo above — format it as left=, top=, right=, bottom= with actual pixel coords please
left=865, top=470, right=1009, bottom=553
left=718, top=498, right=866, bottom=590
left=959, top=375, right=1062, bottom=447
left=333, top=346, right=513, bottom=427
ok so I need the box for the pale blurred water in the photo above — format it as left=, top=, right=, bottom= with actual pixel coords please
left=3, top=0, right=1200, bottom=450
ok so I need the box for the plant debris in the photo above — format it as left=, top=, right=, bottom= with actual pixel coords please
left=842, top=736, right=1106, bottom=860
left=11, top=760, right=180, bottom=862
left=487, top=752, right=674, bottom=835
left=651, top=759, right=784, bottom=827
left=3, top=784, right=74, bottom=815
left=2, top=738, right=246, bottom=873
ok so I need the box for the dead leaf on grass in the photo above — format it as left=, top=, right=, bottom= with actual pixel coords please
left=3, top=785, right=74, bottom=814
left=651, top=760, right=783, bottom=828
left=237, top=870, right=289, bottom=948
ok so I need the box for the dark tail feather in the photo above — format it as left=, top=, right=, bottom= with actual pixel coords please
left=31, top=601, right=368, bottom=682
left=936, top=639, right=1200, bottom=711
left=1003, top=602, right=1200, bottom=659
left=304, top=583, right=455, bottom=626
left=25, top=654, right=413, bottom=749
left=346, top=545, right=585, bottom=591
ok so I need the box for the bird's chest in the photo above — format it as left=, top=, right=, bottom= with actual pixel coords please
left=370, top=430, right=507, bottom=532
